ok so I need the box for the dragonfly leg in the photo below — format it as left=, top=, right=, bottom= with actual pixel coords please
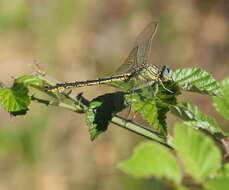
left=126, top=80, right=135, bottom=119
left=128, top=111, right=137, bottom=121
left=127, top=104, right=132, bottom=119
left=128, top=80, right=155, bottom=93
left=160, top=80, right=173, bottom=93
left=153, top=82, right=159, bottom=96
left=127, top=105, right=137, bottom=121
left=126, top=102, right=138, bottom=121
left=135, top=81, right=158, bottom=96
left=126, top=95, right=133, bottom=119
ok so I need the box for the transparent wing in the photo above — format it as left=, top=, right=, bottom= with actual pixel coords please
left=135, top=21, right=158, bottom=67
left=115, top=21, right=158, bottom=74
left=115, top=46, right=138, bottom=74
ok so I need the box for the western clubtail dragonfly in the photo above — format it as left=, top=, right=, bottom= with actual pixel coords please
left=46, top=22, right=173, bottom=93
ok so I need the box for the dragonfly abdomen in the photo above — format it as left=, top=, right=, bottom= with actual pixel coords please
left=46, top=73, right=131, bottom=92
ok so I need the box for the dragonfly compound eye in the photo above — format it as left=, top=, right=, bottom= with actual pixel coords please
left=161, top=66, right=173, bottom=81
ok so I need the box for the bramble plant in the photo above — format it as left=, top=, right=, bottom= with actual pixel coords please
left=0, top=67, right=228, bottom=189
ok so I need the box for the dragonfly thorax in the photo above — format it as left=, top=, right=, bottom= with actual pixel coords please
left=133, top=65, right=161, bottom=82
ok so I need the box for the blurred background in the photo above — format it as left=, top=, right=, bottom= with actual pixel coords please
left=0, top=0, right=228, bottom=189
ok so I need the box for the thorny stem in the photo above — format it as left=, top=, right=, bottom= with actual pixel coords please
left=35, top=73, right=172, bottom=148
left=31, top=95, right=79, bottom=112
left=111, top=116, right=172, bottom=148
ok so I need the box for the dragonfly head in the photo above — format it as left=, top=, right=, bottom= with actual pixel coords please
left=161, top=66, right=173, bottom=81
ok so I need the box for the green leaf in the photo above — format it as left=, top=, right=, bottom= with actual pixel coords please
left=118, top=141, right=182, bottom=185
left=86, top=92, right=126, bottom=140
left=205, top=177, right=229, bottom=190
left=173, top=68, right=222, bottom=95
left=204, top=163, right=229, bottom=190
left=110, top=80, right=132, bottom=91
left=173, top=123, right=222, bottom=182
left=112, top=76, right=180, bottom=136
left=217, top=163, right=229, bottom=178
left=176, top=185, right=189, bottom=190
left=213, top=78, right=229, bottom=120
left=0, top=83, right=30, bottom=115
left=130, top=92, right=164, bottom=133
left=15, top=75, right=44, bottom=87
left=0, top=75, right=44, bottom=116
left=171, top=102, right=225, bottom=136
left=125, top=82, right=179, bottom=136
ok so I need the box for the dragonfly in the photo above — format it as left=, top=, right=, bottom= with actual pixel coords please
left=46, top=22, right=173, bottom=93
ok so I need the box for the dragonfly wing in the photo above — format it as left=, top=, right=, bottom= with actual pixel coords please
left=134, top=21, right=158, bottom=67
left=115, top=21, right=158, bottom=75
left=115, top=46, right=138, bottom=74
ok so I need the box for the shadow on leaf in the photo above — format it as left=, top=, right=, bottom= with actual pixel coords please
left=86, top=91, right=127, bottom=140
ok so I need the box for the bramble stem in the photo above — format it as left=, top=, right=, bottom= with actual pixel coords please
left=111, top=116, right=172, bottom=148
left=31, top=95, right=79, bottom=112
